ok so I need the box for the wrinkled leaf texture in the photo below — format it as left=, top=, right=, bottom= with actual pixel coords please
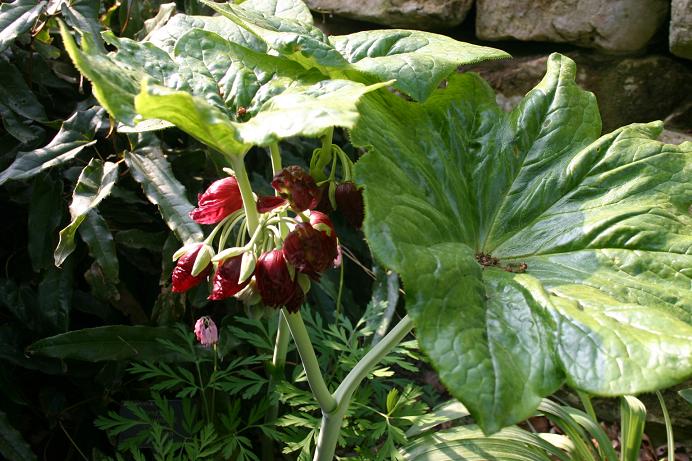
left=59, top=0, right=506, bottom=156
left=354, top=53, right=692, bottom=434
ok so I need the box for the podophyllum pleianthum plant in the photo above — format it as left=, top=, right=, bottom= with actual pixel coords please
left=50, top=0, right=692, bottom=458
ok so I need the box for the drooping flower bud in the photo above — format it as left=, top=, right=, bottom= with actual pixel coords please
left=194, top=316, right=218, bottom=347
left=208, top=255, right=250, bottom=301
left=335, top=181, right=364, bottom=229
left=283, top=223, right=335, bottom=279
left=271, top=166, right=321, bottom=212
left=172, top=243, right=211, bottom=293
left=190, top=177, right=243, bottom=224
left=257, top=195, right=287, bottom=213
left=309, top=210, right=337, bottom=241
left=255, top=249, right=304, bottom=313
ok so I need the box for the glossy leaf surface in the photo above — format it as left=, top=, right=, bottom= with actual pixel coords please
left=330, top=30, right=510, bottom=101
left=54, top=159, right=118, bottom=266
left=124, top=145, right=203, bottom=245
left=0, top=0, right=45, bottom=52
left=27, top=325, right=195, bottom=362
left=203, top=0, right=508, bottom=102
left=354, top=53, right=692, bottom=433
left=0, top=106, right=106, bottom=185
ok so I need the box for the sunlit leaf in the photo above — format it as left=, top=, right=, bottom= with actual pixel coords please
left=355, top=53, right=692, bottom=433
left=54, top=159, right=119, bottom=266
left=330, top=29, right=510, bottom=101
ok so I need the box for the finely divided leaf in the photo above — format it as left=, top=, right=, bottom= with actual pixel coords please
left=354, top=53, right=692, bottom=433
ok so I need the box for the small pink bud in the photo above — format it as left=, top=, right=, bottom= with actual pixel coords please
left=194, top=316, right=218, bottom=347
left=172, top=243, right=211, bottom=293
left=190, top=177, right=243, bottom=224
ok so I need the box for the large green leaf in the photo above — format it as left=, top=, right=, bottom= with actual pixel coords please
left=59, top=19, right=141, bottom=125
left=330, top=30, right=510, bottom=102
left=54, top=159, right=119, bottom=266
left=201, top=0, right=348, bottom=70
left=124, top=145, right=203, bottom=244
left=146, top=13, right=266, bottom=55
left=0, top=106, right=106, bottom=185
left=0, top=0, right=45, bottom=52
left=354, top=53, right=692, bottom=434
left=27, top=325, right=196, bottom=362
left=241, top=0, right=313, bottom=24
left=202, top=0, right=508, bottom=101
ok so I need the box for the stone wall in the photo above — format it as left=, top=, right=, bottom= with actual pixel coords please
left=309, top=0, right=692, bottom=139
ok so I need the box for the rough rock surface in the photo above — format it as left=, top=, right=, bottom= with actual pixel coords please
left=464, top=52, right=692, bottom=132
left=670, top=0, right=692, bottom=59
left=305, top=0, right=473, bottom=29
left=476, top=0, right=669, bottom=53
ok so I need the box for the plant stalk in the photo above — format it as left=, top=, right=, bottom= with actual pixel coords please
left=284, top=309, right=337, bottom=413
left=263, top=142, right=289, bottom=461
left=313, top=314, right=414, bottom=461
left=229, top=155, right=259, bottom=235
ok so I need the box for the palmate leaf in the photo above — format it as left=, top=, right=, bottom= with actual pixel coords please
left=59, top=18, right=387, bottom=155
left=354, top=53, right=692, bottom=434
left=202, top=0, right=509, bottom=102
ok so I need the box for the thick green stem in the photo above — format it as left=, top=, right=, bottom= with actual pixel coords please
left=229, top=155, right=259, bottom=235
left=263, top=143, right=287, bottom=461
left=313, top=315, right=414, bottom=461
left=284, top=309, right=337, bottom=414
left=269, top=142, right=282, bottom=174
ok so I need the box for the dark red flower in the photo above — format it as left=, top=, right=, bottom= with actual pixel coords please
left=208, top=255, right=250, bottom=300
left=335, top=181, right=364, bottom=229
left=283, top=223, right=336, bottom=279
left=190, top=177, right=243, bottom=224
left=309, top=210, right=340, bottom=268
left=255, top=250, right=304, bottom=312
left=257, top=195, right=287, bottom=213
left=315, top=185, right=334, bottom=214
left=172, top=244, right=211, bottom=293
left=271, top=166, right=321, bottom=212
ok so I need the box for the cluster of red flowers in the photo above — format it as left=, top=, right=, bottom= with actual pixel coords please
left=172, top=166, right=353, bottom=313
